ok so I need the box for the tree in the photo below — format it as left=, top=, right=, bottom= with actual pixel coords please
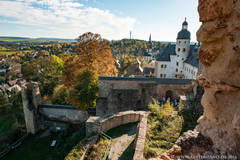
left=117, top=54, right=137, bottom=76
left=51, top=85, right=71, bottom=105
left=63, top=32, right=118, bottom=86
left=71, top=70, right=99, bottom=110
left=22, top=55, right=64, bottom=96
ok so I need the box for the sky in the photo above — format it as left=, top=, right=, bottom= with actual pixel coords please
left=0, top=0, right=201, bottom=41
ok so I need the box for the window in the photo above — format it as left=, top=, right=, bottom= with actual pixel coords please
left=161, top=64, right=163, bottom=68
left=177, top=55, right=179, bottom=57
left=176, top=62, right=179, bottom=66
left=182, top=58, right=184, bottom=61
left=178, top=48, right=180, bottom=52
left=176, top=69, right=178, bottom=72
left=160, top=74, right=163, bottom=78
left=183, top=48, right=186, bottom=52
left=179, top=41, right=181, bottom=44
left=165, top=65, right=167, bottom=68
left=175, top=75, right=177, bottom=78
left=184, top=41, right=186, bottom=44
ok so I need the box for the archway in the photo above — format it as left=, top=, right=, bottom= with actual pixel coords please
left=165, top=90, right=174, bottom=102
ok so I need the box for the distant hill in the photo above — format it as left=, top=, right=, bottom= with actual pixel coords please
left=0, top=36, right=75, bottom=42
left=35, top=37, right=74, bottom=41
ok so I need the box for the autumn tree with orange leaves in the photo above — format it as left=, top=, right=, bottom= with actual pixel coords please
left=63, top=32, right=118, bottom=86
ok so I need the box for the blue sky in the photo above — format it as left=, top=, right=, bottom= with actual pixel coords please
left=0, top=0, right=201, bottom=41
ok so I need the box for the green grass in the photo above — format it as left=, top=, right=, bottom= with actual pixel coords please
left=3, top=129, right=85, bottom=160
left=0, top=115, right=15, bottom=136
left=106, top=122, right=138, bottom=138
left=3, top=136, right=53, bottom=160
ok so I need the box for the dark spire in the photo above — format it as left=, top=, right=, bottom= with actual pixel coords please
left=149, top=33, right=152, bottom=42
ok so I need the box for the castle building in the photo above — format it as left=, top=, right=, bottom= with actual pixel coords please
left=155, top=19, right=199, bottom=79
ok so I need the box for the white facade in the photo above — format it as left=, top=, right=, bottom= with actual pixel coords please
left=155, top=19, right=199, bottom=79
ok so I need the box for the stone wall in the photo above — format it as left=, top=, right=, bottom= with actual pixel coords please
left=85, top=111, right=148, bottom=160
left=22, top=82, right=88, bottom=134
left=21, top=82, right=42, bottom=134
left=39, top=106, right=88, bottom=124
left=133, top=113, right=148, bottom=160
left=97, top=77, right=193, bottom=116
left=196, top=0, right=240, bottom=157
left=86, top=111, right=146, bottom=136
left=160, top=0, right=240, bottom=159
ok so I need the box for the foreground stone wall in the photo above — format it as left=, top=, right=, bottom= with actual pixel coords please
left=161, top=0, right=240, bottom=159
left=196, top=0, right=240, bottom=157
left=97, top=77, right=193, bottom=116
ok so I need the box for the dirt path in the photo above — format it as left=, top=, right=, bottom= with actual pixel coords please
left=108, top=124, right=137, bottom=160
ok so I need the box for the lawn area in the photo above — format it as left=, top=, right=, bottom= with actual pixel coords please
left=3, top=128, right=85, bottom=160
left=3, top=136, right=53, bottom=160
left=0, top=115, right=15, bottom=137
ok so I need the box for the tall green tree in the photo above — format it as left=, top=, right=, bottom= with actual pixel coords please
left=71, top=70, right=99, bottom=110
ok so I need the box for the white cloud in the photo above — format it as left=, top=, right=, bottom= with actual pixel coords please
left=0, top=0, right=136, bottom=39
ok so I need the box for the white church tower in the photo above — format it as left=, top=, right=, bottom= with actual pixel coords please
left=175, top=18, right=191, bottom=76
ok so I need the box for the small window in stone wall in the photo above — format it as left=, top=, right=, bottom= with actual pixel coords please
left=184, top=41, right=186, bottom=44
left=183, top=48, right=186, bottom=52
left=178, top=48, right=180, bottom=52
left=179, top=41, right=181, bottom=44
left=176, top=68, right=178, bottom=72
left=176, top=62, right=179, bottom=66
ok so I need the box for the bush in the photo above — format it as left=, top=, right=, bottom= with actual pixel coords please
left=145, top=99, right=183, bottom=159
left=148, top=99, right=175, bottom=118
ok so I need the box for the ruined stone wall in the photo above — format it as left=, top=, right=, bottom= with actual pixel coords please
left=196, top=0, right=240, bottom=157
left=97, top=78, right=193, bottom=116
left=39, top=108, right=88, bottom=124
left=22, top=82, right=88, bottom=134
left=21, top=82, right=42, bottom=134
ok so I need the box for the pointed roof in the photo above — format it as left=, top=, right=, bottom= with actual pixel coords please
left=149, top=34, right=152, bottom=42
